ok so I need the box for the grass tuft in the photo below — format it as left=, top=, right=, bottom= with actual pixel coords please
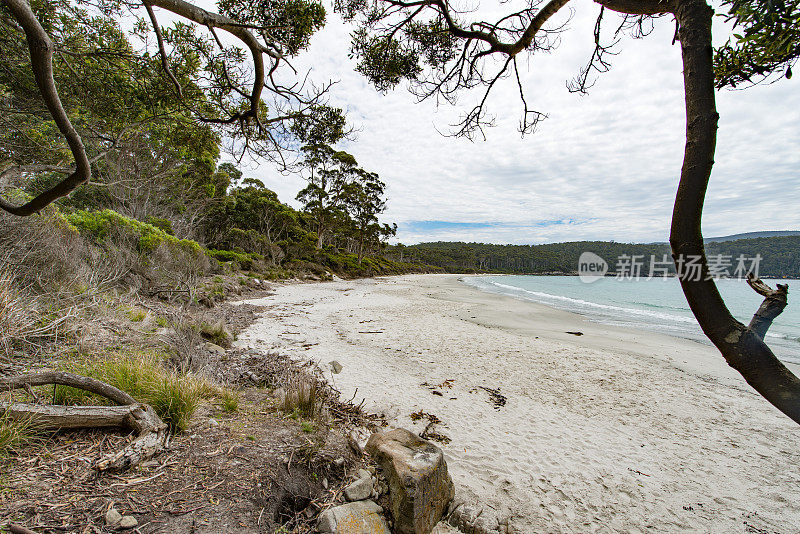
left=0, top=409, right=37, bottom=457
left=278, top=374, right=320, bottom=419
left=199, top=320, right=232, bottom=347
left=221, top=390, right=239, bottom=413
left=126, top=307, right=147, bottom=322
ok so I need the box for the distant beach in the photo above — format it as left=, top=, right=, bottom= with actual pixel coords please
left=239, top=274, right=800, bottom=533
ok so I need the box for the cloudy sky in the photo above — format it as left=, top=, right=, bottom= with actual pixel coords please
left=239, top=0, right=800, bottom=245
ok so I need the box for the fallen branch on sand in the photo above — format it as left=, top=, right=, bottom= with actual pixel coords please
left=0, top=371, right=169, bottom=471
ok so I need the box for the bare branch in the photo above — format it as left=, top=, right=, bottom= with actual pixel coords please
left=746, top=273, right=789, bottom=339
left=144, top=2, right=184, bottom=99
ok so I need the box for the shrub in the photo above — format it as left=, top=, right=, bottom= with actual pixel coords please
left=67, top=209, right=203, bottom=257
left=0, top=204, right=89, bottom=294
left=0, top=264, right=70, bottom=358
left=66, top=209, right=210, bottom=289
left=145, top=216, right=174, bottom=236
left=206, top=249, right=261, bottom=270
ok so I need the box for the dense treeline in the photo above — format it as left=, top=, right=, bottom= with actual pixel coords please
left=391, top=236, right=800, bottom=278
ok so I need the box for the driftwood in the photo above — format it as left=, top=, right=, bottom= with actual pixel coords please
left=0, top=371, right=169, bottom=471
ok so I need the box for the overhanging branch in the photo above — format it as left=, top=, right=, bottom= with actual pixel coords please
left=0, top=0, right=91, bottom=216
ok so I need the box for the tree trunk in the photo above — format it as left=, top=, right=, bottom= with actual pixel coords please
left=358, top=229, right=364, bottom=265
left=670, top=0, right=800, bottom=423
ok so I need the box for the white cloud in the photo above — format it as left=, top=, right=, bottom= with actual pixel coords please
left=246, top=0, right=800, bottom=244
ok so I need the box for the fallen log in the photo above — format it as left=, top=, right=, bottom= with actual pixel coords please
left=0, top=371, right=169, bottom=471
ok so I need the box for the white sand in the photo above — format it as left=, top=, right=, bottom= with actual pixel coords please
left=238, top=274, right=800, bottom=533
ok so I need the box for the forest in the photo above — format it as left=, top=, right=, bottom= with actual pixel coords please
left=393, top=236, right=800, bottom=278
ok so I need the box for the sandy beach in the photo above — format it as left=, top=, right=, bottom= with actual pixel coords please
left=238, top=274, right=800, bottom=533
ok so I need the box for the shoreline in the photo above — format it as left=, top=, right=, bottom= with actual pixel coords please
left=238, top=273, right=800, bottom=532
left=453, top=273, right=800, bottom=381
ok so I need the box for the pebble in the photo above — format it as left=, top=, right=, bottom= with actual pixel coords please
left=105, top=508, right=122, bottom=526
left=118, top=515, right=138, bottom=529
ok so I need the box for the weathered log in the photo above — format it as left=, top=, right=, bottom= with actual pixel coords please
left=0, top=402, right=140, bottom=429
left=0, top=372, right=169, bottom=471
left=9, top=523, right=39, bottom=534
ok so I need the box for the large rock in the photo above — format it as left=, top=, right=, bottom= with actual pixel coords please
left=366, top=428, right=455, bottom=534
left=318, top=500, right=390, bottom=534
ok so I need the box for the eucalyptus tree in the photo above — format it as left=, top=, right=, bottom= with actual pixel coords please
left=296, top=142, right=358, bottom=248
left=343, top=169, right=387, bottom=264
left=338, top=0, right=800, bottom=423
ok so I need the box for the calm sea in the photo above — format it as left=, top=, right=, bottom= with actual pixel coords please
left=462, top=275, right=800, bottom=364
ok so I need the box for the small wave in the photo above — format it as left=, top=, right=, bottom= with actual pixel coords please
left=484, top=281, right=698, bottom=325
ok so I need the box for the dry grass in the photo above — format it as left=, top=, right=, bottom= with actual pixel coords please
left=277, top=373, right=322, bottom=419
left=0, top=264, right=74, bottom=359
left=51, top=351, right=240, bottom=432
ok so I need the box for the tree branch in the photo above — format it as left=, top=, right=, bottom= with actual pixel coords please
left=593, top=0, right=675, bottom=15
left=0, top=0, right=91, bottom=216
left=669, top=0, right=800, bottom=424
left=0, top=371, right=136, bottom=405
left=144, top=2, right=184, bottom=99
left=746, top=273, right=788, bottom=339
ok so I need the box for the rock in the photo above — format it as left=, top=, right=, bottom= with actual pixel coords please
left=317, top=501, right=390, bottom=534
left=345, top=474, right=373, bottom=502
left=348, top=431, right=363, bottom=456
left=358, top=468, right=371, bottom=479
left=205, top=342, right=226, bottom=356
left=105, top=508, right=122, bottom=527
left=118, top=516, right=138, bottom=529
left=366, top=428, right=455, bottom=534
left=208, top=418, right=219, bottom=427
left=330, top=360, right=343, bottom=374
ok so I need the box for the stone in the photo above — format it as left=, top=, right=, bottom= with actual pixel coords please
left=205, top=342, right=226, bottom=356
left=317, top=500, right=390, bottom=534
left=366, top=429, right=455, bottom=534
left=118, top=515, right=138, bottom=529
left=105, top=508, right=122, bottom=527
left=345, top=474, right=374, bottom=502
left=348, top=430, right=364, bottom=456
left=330, top=360, right=343, bottom=374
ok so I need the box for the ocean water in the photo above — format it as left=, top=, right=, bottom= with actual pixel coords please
left=462, top=275, right=800, bottom=364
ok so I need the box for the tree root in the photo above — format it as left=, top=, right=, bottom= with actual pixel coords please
left=0, top=371, right=169, bottom=471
